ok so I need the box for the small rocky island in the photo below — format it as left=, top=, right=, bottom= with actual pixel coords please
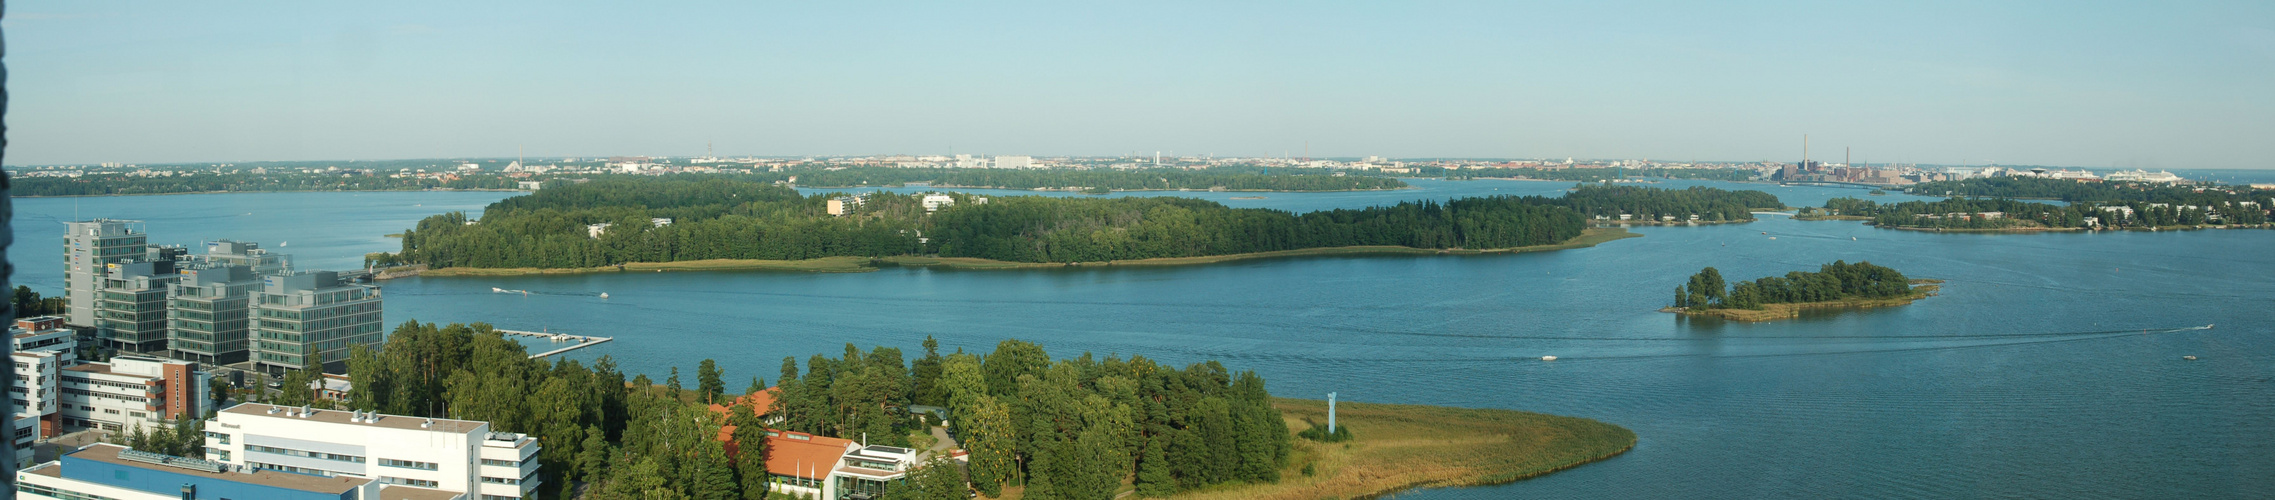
left=1663, top=261, right=1937, bottom=322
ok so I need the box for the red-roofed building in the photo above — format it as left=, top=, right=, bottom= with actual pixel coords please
left=708, top=388, right=925, bottom=500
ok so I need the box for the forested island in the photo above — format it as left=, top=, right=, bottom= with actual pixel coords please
left=1801, top=196, right=2270, bottom=230
left=1904, top=176, right=2274, bottom=204
left=375, top=178, right=1784, bottom=272
left=182, top=322, right=1634, bottom=499
left=1666, top=261, right=1935, bottom=322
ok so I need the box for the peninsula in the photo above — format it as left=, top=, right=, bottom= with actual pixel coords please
left=1663, top=261, right=1934, bottom=322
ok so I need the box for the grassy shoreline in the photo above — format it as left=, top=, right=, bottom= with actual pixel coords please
left=1663, top=281, right=1942, bottom=322
left=401, top=227, right=1641, bottom=278
left=1165, top=398, right=1636, bottom=500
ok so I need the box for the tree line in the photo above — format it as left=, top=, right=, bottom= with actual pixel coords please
left=1905, top=176, right=2275, bottom=205
left=1430, top=167, right=1757, bottom=183
left=752, top=166, right=1407, bottom=192
left=384, top=176, right=1615, bottom=268
left=1813, top=197, right=2269, bottom=229
left=12, top=285, right=67, bottom=318
left=766, top=338, right=1290, bottom=499
left=273, top=321, right=1291, bottom=499
left=1543, top=185, right=1783, bottom=223
left=1674, top=261, right=1914, bottom=310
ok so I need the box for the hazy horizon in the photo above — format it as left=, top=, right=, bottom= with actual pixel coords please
left=8, top=1, right=2274, bottom=169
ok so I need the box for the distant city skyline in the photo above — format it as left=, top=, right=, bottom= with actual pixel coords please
left=7, top=1, right=2273, bottom=168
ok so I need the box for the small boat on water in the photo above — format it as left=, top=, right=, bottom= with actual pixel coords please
left=1540, top=356, right=1558, bottom=361
left=2183, top=355, right=2198, bottom=361
left=493, top=287, right=506, bottom=293
left=599, top=292, right=610, bottom=299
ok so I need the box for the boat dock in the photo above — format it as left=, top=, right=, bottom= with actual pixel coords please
left=500, top=329, right=615, bottom=359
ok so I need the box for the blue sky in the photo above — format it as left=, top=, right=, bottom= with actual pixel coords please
left=6, top=1, right=2273, bottom=168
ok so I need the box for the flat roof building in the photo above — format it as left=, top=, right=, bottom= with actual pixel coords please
left=57, top=355, right=208, bottom=435
left=97, top=259, right=183, bottom=355
left=66, top=220, right=150, bottom=327
left=252, top=271, right=384, bottom=375
left=168, top=265, right=261, bottom=365
left=204, top=403, right=542, bottom=500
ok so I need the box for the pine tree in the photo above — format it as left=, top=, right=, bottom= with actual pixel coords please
left=1134, top=433, right=1176, bottom=497
left=963, top=394, right=1017, bottom=497
left=693, top=438, right=739, bottom=500
left=698, top=359, right=726, bottom=405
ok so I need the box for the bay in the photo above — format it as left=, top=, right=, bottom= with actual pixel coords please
left=9, top=179, right=2270, bottom=499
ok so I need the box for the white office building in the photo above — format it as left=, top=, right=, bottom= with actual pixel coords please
left=993, top=155, right=1032, bottom=169
left=56, top=355, right=208, bottom=435
left=204, top=403, right=542, bottom=500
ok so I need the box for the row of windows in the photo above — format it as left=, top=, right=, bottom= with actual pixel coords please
left=380, top=476, right=440, bottom=488
left=205, top=431, right=231, bottom=444
left=481, top=458, right=521, bottom=467
left=380, top=458, right=438, bottom=470
left=17, top=482, right=124, bottom=500
left=247, top=444, right=365, bottom=464
left=64, top=377, right=157, bottom=393
left=251, top=461, right=340, bottom=477
left=59, top=388, right=148, bottom=405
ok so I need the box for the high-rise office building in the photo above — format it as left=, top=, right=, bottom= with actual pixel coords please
left=168, top=265, right=260, bottom=365
left=252, top=271, right=384, bottom=375
left=96, top=259, right=183, bottom=355
left=65, top=220, right=150, bottom=327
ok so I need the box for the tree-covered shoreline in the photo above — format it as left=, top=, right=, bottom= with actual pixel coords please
left=1673, top=261, right=1915, bottom=311
left=1808, top=196, right=2270, bottom=230
left=380, top=178, right=1784, bottom=269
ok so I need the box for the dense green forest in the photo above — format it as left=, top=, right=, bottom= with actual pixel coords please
left=1811, top=196, right=2270, bottom=229
left=1543, top=185, right=1783, bottom=223
left=769, top=338, right=1289, bottom=498
left=234, top=321, right=1290, bottom=499
left=1905, top=176, right=2275, bottom=205
left=756, top=166, right=1405, bottom=192
left=385, top=177, right=1607, bottom=268
left=8, top=172, right=524, bottom=196
left=1430, top=167, right=1758, bottom=183
left=1674, top=261, right=1914, bottom=310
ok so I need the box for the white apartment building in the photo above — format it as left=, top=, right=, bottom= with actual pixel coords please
left=13, top=316, right=78, bottom=463
left=56, top=355, right=207, bottom=437
left=993, top=155, right=1032, bottom=169
left=922, top=194, right=957, bottom=212
left=204, top=403, right=542, bottom=500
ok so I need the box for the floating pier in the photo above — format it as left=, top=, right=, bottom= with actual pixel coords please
left=499, top=329, right=615, bottom=359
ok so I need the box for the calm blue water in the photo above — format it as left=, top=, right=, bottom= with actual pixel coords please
left=10, top=180, right=2272, bottom=499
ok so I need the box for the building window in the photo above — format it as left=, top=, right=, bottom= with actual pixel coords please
left=247, top=444, right=365, bottom=463
left=380, top=458, right=440, bottom=470
left=18, top=482, right=129, bottom=500
left=481, top=458, right=520, bottom=467
left=381, top=477, right=440, bottom=488
left=482, top=476, right=519, bottom=485
left=205, top=431, right=231, bottom=444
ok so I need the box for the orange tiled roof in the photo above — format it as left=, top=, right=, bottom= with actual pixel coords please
left=762, top=430, right=856, bottom=479
left=705, top=387, right=779, bottom=420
